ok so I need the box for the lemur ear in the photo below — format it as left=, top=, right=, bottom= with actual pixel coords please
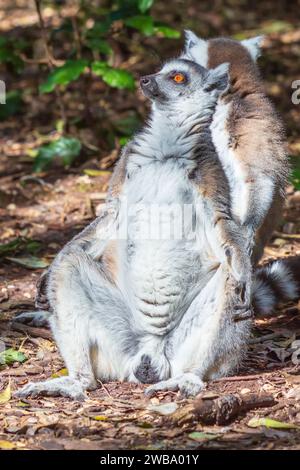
left=241, top=36, right=264, bottom=61
left=183, top=30, right=208, bottom=65
left=184, top=30, right=201, bottom=50
left=203, top=63, right=229, bottom=94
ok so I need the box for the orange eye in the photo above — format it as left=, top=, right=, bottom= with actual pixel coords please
left=173, top=73, right=185, bottom=83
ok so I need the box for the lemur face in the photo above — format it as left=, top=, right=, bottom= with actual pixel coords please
left=140, top=59, right=205, bottom=102
left=140, top=58, right=229, bottom=107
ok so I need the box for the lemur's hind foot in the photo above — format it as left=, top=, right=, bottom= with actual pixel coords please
left=15, top=377, right=95, bottom=401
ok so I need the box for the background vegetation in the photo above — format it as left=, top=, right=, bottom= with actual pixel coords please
left=0, top=0, right=300, bottom=450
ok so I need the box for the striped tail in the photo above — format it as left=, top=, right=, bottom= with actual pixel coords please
left=253, top=257, right=300, bottom=315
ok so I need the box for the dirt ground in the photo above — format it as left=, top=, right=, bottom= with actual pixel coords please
left=1, top=0, right=300, bottom=450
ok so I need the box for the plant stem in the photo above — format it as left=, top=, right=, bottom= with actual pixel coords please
left=34, top=0, right=67, bottom=127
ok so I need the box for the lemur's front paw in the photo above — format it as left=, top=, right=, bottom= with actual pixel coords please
left=225, top=245, right=251, bottom=284
left=231, top=279, right=253, bottom=322
left=145, top=373, right=206, bottom=398
left=232, top=303, right=253, bottom=322
left=15, top=377, right=87, bottom=401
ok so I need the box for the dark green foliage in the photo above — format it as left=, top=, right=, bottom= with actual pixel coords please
left=113, top=112, right=141, bottom=135
left=0, top=0, right=180, bottom=172
left=33, top=137, right=82, bottom=172
left=0, top=237, right=41, bottom=258
left=292, top=168, right=300, bottom=190
left=0, top=90, right=22, bottom=120
left=0, top=36, right=26, bottom=72
left=0, top=349, right=27, bottom=366
left=91, top=61, right=135, bottom=90
left=125, top=15, right=155, bottom=36
left=38, top=0, right=179, bottom=97
left=39, top=60, right=89, bottom=93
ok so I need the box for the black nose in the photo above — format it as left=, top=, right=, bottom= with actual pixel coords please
left=140, top=74, right=159, bottom=99
left=140, top=76, right=151, bottom=86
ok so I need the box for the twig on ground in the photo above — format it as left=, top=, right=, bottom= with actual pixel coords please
left=213, top=372, right=273, bottom=383
left=273, top=231, right=300, bottom=240
left=10, top=321, right=53, bottom=340
left=71, top=13, right=82, bottom=59
left=19, top=53, right=64, bottom=67
left=249, top=332, right=282, bottom=344
left=97, top=379, right=113, bottom=399
left=167, top=394, right=276, bottom=426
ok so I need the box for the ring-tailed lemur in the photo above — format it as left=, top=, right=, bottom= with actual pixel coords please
left=182, top=32, right=289, bottom=264
left=16, top=59, right=253, bottom=400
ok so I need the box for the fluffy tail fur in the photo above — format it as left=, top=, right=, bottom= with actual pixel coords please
left=253, top=257, right=300, bottom=315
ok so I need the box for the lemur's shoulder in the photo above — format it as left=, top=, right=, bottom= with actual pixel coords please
left=107, top=143, right=132, bottom=200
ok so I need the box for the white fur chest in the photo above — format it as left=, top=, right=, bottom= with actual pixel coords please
left=118, top=157, right=203, bottom=334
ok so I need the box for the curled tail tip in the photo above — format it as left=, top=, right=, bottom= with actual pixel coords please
left=253, top=257, right=300, bottom=315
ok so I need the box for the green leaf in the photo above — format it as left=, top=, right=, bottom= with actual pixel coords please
left=91, top=415, right=108, bottom=421
left=33, top=137, right=82, bottom=172
left=119, top=136, right=130, bottom=146
left=102, top=68, right=135, bottom=89
left=6, top=255, right=50, bottom=269
left=248, top=417, right=300, bottom=429
left=55, top=119, right=65, bottom=134
left=39, top=59, right=88, bottom=93
left=138, top=421, right=153, bottom=428
left=125, top=15, right=154, bottom=36
left=83, top=169, right=111, bottom=177
left=233, top=32, right=250, bottom=40
left=0, top=237, right=41, bottom=257
left=0, top=37, right=24, bottom=71
left=188, top=432, right=221, bottom=442
left=0, top=440, right=15, bottom=450
left=86, top=19, right=112, bottom=37
left=113, top=112, right=140, bottom=135
left=261, top=20, right=293, bottom=34
left=51, top=368, right=68, bottom=378
left=85, top=38, right=112, bottom=55
left=138, top=0, right=154, bottom=13
left=23, top=240, right=41, bottom=254
left=91, top=60, right=108, bottom=74
left=16, top=401, right=29, bottom=408
left=92, top=61, right=135, bottom=90
left=154, top=24, right=181, bottom=39
left=291, top=168, right=300, bottom=190
left=0, top=90, right=22, bottom=121
left=0, top=349, right=27, bottom=366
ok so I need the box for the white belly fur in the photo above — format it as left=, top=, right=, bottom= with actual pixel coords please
left=117, top=160, right=207, bottom=334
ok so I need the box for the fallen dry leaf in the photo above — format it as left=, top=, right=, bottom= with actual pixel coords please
left=0, top=382, right=11, bottom=404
